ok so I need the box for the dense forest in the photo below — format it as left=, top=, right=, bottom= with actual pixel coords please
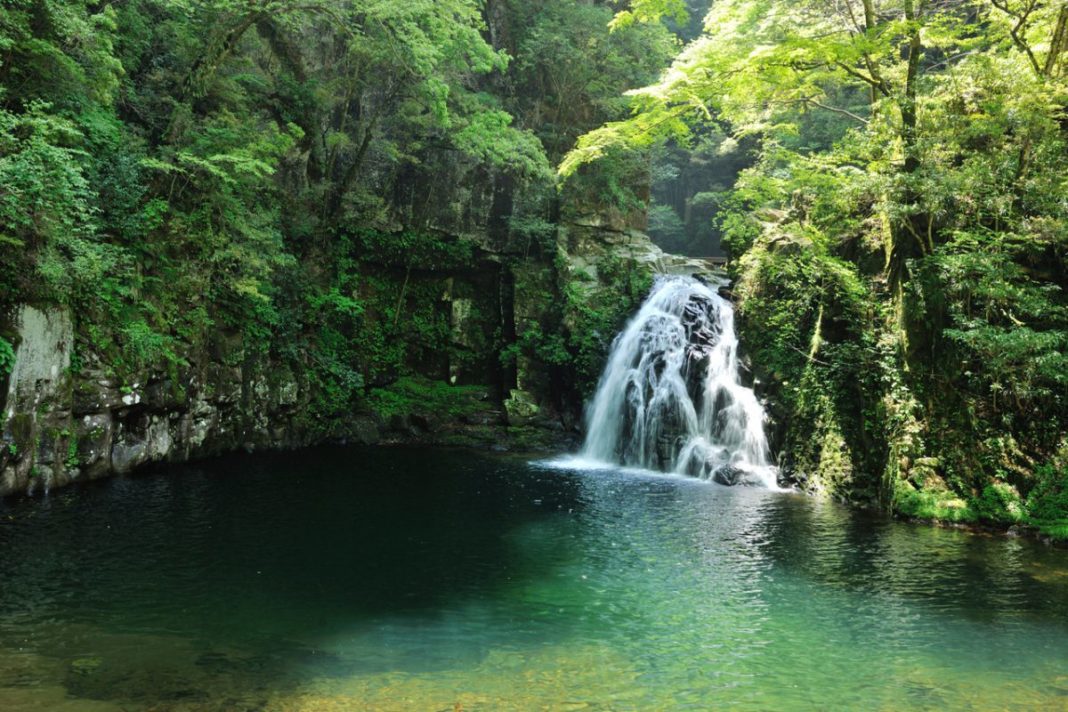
left=566, top=0, right=1068, bottom=535
left=0, top=0, right=683, bottom=491
left=0, top=0, right=674, bottom=398
left=1, top=1, right=1066, bottom=538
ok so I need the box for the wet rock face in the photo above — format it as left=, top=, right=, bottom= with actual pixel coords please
left=711, top=465, right=747, bottom=486
left=0, top=305, right=310, bottom=497
left=613, top=292, right=725, bottom=471
left=1, top=306, right=74, bottom=495
left=681, top=293, right=721, bottom=360
left=679, top=293, right=722, bottom=410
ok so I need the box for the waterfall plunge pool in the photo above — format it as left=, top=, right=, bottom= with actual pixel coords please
left=1, top=446, right=1067, bottom=710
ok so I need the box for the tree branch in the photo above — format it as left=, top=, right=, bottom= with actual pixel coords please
left=835, top=61, right=892, bottom=96
left=800, top=97, right=870, bottom=124
left=990, top=0, right=1043, bottom=76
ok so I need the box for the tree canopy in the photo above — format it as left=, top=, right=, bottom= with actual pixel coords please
left=571, top=0, right=1067, bottom=527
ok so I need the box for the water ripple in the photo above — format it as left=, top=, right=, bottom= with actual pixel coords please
left=0, top=446, right=1066, bottom=710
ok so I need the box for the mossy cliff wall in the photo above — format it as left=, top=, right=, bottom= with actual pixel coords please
left=731, top=220, right=1068, bottom=540
left=1, top=303, right=311, bottom=496
left=0, top=211, right=678, bottom=497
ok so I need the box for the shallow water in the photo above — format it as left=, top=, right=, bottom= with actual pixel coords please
left=0, top=447, right=1066, bottom=711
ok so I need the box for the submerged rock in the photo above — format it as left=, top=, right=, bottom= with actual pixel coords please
left=711, top=466, right=748, bottom=487
left=351, top=417, right=380, bottom=446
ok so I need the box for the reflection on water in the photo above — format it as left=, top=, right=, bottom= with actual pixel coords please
left=0, top=446, right=1066, bottom=710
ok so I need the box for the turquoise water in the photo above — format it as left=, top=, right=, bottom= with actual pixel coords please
left=0, top=446, right=1066, bottom=710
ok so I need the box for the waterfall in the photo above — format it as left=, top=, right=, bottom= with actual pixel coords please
left=581, top=276, right=778, bottom=487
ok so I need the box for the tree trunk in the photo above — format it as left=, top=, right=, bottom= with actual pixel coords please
left=887, top=0, right=927, bottom=291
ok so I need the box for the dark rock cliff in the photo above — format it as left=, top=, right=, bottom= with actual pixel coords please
left=0, top=215, right=687, bottom=497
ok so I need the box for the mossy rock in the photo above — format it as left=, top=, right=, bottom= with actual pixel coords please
left=895, top=483, right=976, bottom=523
left=504, top=389, right=540, bottom=425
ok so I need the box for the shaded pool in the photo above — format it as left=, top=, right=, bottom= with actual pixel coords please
left=1, top=446, right=1066, bottom=710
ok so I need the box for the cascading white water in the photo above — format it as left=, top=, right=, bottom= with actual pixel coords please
left=581, top=276, right=778, bottom=487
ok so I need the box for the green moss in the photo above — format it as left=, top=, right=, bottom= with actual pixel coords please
left=367, top=377, right=489, bottom=421
left=734, top=229, right=887, bottom=501
left=894, top=485, right=978, bottom=523
left=505, top=425, right=561, bottom=451
left=1021, top=452, right=1068, bottom=538
left=894, top=449, right=1068, bottom=537
left=814, top=421, right=853, bottom=494
left=65, top=438, right=79, bottom=469
left=971, top=482, right=1025, bottom=523
left=8, top=413, right=34, bottom=455
left=1034, top=521, right=1068, bottom=540
left=0, top=336, right=14, bottom=376
left=560, top=253, right=655, bottom=396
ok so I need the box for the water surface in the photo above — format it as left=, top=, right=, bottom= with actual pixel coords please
left=1, top=447, right=1066, bottom=710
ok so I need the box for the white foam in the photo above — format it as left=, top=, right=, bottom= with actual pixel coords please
left=579, top=276, right=779, bottom=489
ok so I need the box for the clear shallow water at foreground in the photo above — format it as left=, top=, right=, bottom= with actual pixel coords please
left=1, top=447, right=1067, bottom=711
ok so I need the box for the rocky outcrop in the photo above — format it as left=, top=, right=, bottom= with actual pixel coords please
left=0, top=258, right=575, bottom=497
left=1, top=306, right=73, bottom=494
left=561, top=217, right=716, bottom=282
left=0, top=305, right=313, bottom=496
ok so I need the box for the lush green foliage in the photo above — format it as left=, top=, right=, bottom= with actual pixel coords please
left=15, top=0, right=1062, bottom=538
left=0, top=0, right=676, bottom=439
left=581, top=0, right=1068, bottom=527
left=367, top=377, right=489, bottom=420
left=561, top=254, right=656, bottom=394
left=0, top=335, right=14, bottom=376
